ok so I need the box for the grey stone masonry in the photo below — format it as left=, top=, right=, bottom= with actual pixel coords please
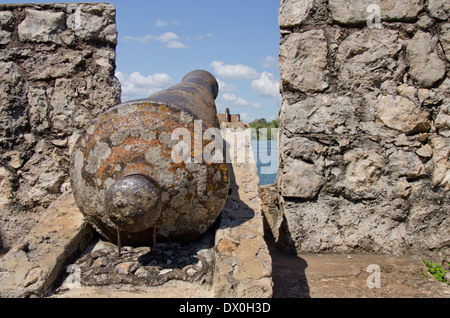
left=273, top=0, right=449, bottom=259
left=0, top=3, right=121, bottom=249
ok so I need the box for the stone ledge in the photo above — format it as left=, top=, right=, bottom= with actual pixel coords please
left=0, top=192, right=94, bottom=298
left=214, top=132, right=273, bottom=298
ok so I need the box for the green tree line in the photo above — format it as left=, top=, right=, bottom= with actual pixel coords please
left=249, top=118, right=279, bottom=140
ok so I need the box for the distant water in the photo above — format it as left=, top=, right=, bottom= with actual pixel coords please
left=251, top=139, right=279, bottom=186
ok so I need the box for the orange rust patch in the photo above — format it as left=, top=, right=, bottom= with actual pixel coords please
left=217, top=238, right=237, bottom=253
left=220, top=164, right=229, bottom=182
left=121, top=162, right=152, bottom=177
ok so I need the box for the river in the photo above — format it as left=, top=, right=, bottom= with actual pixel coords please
left=251, top=139, right=279, bottom=186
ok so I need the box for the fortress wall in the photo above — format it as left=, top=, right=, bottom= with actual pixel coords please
left=272, top=0, right=450, bottom=257
left=0, top=3, right=121, bottom=248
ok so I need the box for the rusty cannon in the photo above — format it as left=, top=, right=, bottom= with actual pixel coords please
left=70, top=70, right=230, bottom=252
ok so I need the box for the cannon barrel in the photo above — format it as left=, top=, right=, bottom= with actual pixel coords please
left=70, top=70, right=229, bottom=246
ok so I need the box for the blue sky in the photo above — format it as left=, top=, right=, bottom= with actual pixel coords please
left=5, top=0, right=282, bottom=122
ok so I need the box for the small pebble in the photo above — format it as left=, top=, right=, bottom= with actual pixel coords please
left=135, top=267, right=149, bottom=277
left=186, top=268, right=197, bottom=276
left=92, top=257, right=108, bottom=268
left=115, top=262, right=135, bottom=275
left=159, top=269, right=172, bottom=275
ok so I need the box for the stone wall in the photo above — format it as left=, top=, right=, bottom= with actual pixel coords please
left=0, top=3, right=121, bottom=248
left=272, top=0, right=449, bottom=257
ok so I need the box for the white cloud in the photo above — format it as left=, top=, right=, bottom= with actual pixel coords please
left=210, top=61, right=259, bottom=80
left=220, top=93, right=262, bottom=109
left=122, top=32, right=187, bottom=49
left=156, top=32, right=179, bottom=42
left=221, top=93, right=248, bottom=106
left=116, top=71, right=174, bottom=101
left=262, top=56, right=277, bottom=68
left=217, top=78, right=237, bottom=93
left=251, top=72, right=280, bottom=98
left=186, top=34, right=211, bottom=41
left=155, top=19, right=167, bottom=27
left=155, top=19, right=180, bottom=27
left=122, top=34, right=152, bottom=44
left=167, top=40, right=188, bottom=49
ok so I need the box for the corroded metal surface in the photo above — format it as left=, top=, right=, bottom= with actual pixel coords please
left=70, top=70, right=229, bottom=246
left=105, top=173, right=162, bottom=233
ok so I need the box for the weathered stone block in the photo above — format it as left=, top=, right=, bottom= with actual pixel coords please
left=279, top=158, right=325, bottom=199
left=281, top=194, right=437, bottom=254
left=280, top=135, right=323, bottom=162
left=0, top=30, right=11, bottom=45
left=428, top=0, right=450, bottom=20
left=26, top=87, right=51, bottom=133
left=18, top=9, right=66, bottom=44
left=0, top=61, right=24, bottom=99
left=342, top=149, right=386, bottom=200
left=431, top=136, right=450, bottom=190
left=406, top=31, right=446, bottom=88
left=435, top=103, right=450, bottom=137
left=336, top=28, right=404, bottom=90
left=388, top=150, right=424, bottom=179
left=0, top=61, right=27, bottom=146
left=67, top=3, right=117, bottom=44
left=416, top=144, right=433, bottom=158
left=280, top=94, right=357, bottom=135
left=279, top=29, right=328, bottom=93
left=0, top=192, right=93, bottom=298
left=0, top=167, right=13, bottom=208
left=15, top=141, right=67, bottom=209
left=376, top=94, right=431, bottom=134
left=329, top=0, right=423, bottom=25
left=0, top=12, right=14, bottom=44
left=21, top=50, right=91, bottom=81
left=0, top=11, right=13, bottom=26
left=50, top=78, right=81, bottom=133
left=406, top=201, right=450, bottom=253
left=438, top=23, right=450, bottom=62
left=279, top=0, right=314, bottom=27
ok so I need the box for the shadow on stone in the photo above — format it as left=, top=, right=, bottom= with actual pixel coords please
left=218, top=163, right=255, bottom=229
left=0, top=230, right=4, bottom=255
left=263, top=216, right=310, bottom=298
left=0, top=247, right=9, bottom=259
